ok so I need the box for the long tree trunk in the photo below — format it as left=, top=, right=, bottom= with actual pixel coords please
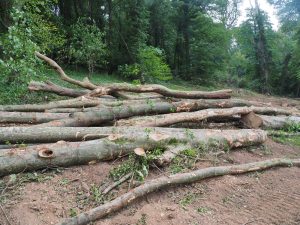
left=0, top=97, right=114, bottom=112
left=35, top=52, right=232, bottom=99
left=260, top=115, right=300, bottom=129
left=28, top=81, right=90, bottom=97
left=57, top=157, right=300, bottom=225
left=35, top=99, right=261, bottom=127
left=0, top=126, right=267, bottom=144
left=0, top=111, right=69, bottom=124
left=0, top=128, right=266, bottom=177
left=116, top=107, right=253, bottom=127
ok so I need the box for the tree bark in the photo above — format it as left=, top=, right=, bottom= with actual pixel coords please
left=35, top=52, right=98, bottom=90
left=0, top=128, right=266, bottom=177
left=88, top=84, right=232, bottom=99
left=35, top=52, right=233, bottom=99
left=116, top=107, right=253, bottom=127
left=0, top=126, right=267, bottom=145
left=0, top=97, right=112, bottom=112
left=28, top=81, right=90, bottom=97
left=260, top=115, right=300, bottom=129
left=0, top=112, right=69, bottom=124
left=35, top=99, right=262, bottom=127
left=57, top=158, right=300, bottom=225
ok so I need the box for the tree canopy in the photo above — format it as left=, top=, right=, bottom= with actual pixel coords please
left=1, top=0, right=300, bottom=97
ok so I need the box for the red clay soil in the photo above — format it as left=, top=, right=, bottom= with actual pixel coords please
left=0, top=138, right=299, bottom=225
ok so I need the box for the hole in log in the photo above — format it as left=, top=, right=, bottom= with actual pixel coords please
left=38, top=149, right=54, bottom=159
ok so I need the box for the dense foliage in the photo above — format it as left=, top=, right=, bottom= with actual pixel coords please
left=1, top=0, right=300, bottom=97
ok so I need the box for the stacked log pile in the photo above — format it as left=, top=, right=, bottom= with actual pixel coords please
left=0, top=52, right=299, bottom=225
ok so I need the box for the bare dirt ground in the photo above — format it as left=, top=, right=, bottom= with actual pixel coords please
left=0, top=93, right=299, bottom=225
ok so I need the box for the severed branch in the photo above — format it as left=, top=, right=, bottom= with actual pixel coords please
left=28, top=81, right=90, bottom=97
left=35, top=52, right=97, bottom=90
left=102, top=172, right=133, bottom=196
left=57, top=157, right=300, bottom=225
left=35, top=52, right=233, bottom=99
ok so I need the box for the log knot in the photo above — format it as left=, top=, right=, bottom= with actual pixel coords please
left=38, top=148, right=55, bottom=159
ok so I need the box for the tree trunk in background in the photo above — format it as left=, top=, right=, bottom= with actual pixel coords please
left=280, top=53, right=292, bottom=95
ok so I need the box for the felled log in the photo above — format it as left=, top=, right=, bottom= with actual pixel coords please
left=28, top=81, right=90, bottom=97
left=241, top=112, right=263, bottom=128
left=116, top=107, right=253, bottom=127
left=57, top=157, right=300, bottom=225
left=0, top=97, right=113, bottom=112
left=0, top=111, right=69, bottom=124
left=260, top=115, right=300, bottom=129
left=0, top=128, right=267, bottom=176
left=250, top=106, right=300, bottom=116
left=36, top=52, right=232, bottom=99
left=88, top=84, right=233, bottom=99
left=36, top=99, right=262, bottom=127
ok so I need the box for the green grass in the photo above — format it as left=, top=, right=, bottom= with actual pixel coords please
left=0, top=66, right=223, bottom=105
left=272, top=135, right=300, bottom=147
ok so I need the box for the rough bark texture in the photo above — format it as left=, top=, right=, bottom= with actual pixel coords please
left=57, top=158, right=300, bottom=225
left=0, top=128, right=267, bottom=176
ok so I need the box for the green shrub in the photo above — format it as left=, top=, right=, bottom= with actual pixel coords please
left=68, top=18, right=107, bottom=75
left=0, top=8, right=43, bottom=103
left=118, top=46, right=172, bottom=82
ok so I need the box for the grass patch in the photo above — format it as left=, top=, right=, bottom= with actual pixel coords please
left=197, top=206, right=211, bottom=215
left=272, top=135, right=300, bottom=147
left=179, top=193, right=197, bottom=208
left=0, top=65, right=224, bottom=105
left=109, top=148, right=165, bottom=182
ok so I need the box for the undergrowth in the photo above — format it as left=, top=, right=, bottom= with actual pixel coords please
left=269, top=121, right=300, bottom=147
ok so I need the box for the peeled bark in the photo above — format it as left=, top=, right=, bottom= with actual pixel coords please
left=0, top=111, right=69, bottom=124
left=0, top=128, right=266, bottom=177
left=57, top=158, right=300, bottom=225
left=28, top=81, right=89, bottom=97
left=116, top=107, right=253, bottom=127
